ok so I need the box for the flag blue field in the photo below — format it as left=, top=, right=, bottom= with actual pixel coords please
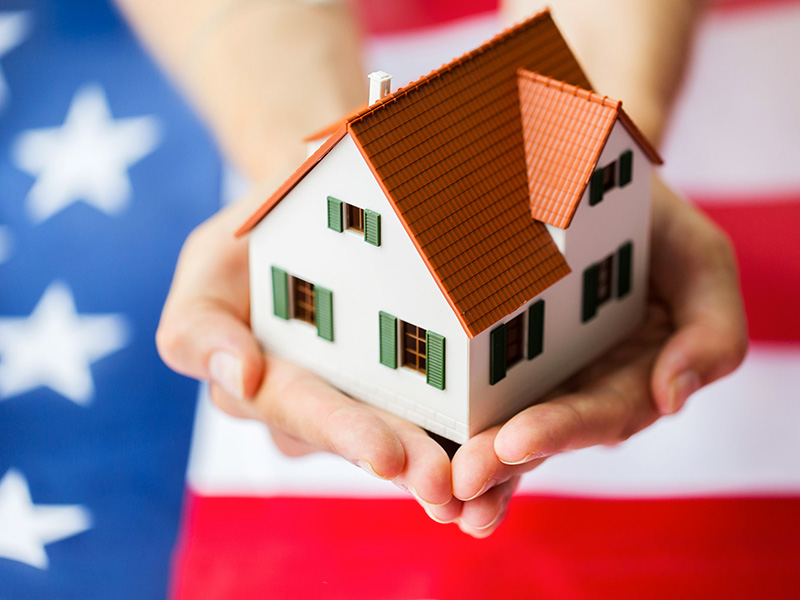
left=0, top=1, right=220, bottom=598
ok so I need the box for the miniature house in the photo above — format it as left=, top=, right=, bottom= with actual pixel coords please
left=237, top=10, right=662, bottom=444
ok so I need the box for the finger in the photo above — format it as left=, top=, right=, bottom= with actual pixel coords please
left=385, top=418, right=457, bottom=521
left=494, top=355, right=658, bottom=465
left=457, top=477, right=520, bottom=539
left=451, top=426, right=546, bottom=501
left=158, top=298, right=266, bottom=399
left=157, top=200, right=265, bottom=398
left=650, top=180, right=748, bottom=414
left=250, top=354, right=407, bottom=480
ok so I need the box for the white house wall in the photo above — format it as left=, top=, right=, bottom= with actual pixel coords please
left=249, top=133, right=469, bottom=442
left=468, top=121, right=652, bottom=437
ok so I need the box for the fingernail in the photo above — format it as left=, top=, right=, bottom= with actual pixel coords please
left=209, top=351, right=244, bottom=400
left=666, top=370, right=701, bottom=414
left=461, top=478, right=495, bottom=502
left=357, top=459, right=390, bottom=480
left=499, top=452, right=545, bottom=466
left=423, top=503, right=457, bottom=525
left=457, top=508, right=503, bottom=533
left=393, top=479, right=450, bottom=506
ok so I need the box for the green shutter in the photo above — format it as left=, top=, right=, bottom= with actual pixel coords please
left=426, top=331, right=446, bottom=390
left=314, top=286, right=334, bottom=341
left=271, top=266, right=290, bottom=320
left=619, top=150, right=633, bottom=187
left=527, top=300, right=545, bottom=359
left=589, top=169, right=604, bottom=206
left=617, top=241, right=633, bottom=298
left=582, top=264, right=600, bottom=322
left=364, top=209, right=381, bottom=246
left=327, top=196, right=343, bottom=232
left=379, top=312, right=397, bottom=368
left=489, top=324, right=507, bottom=385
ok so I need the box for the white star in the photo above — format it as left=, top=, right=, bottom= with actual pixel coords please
left=0, top=225, right=11, bottom=264
left=12, top=84, right=161, bottom=223
left=0, top=281, right=130, bottom=404
left=0, top=12, right=30, bottom=110
left=0, top=469, right=91, bottom=569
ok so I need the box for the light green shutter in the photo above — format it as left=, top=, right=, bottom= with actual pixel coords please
left=619, top=150, right=633, bottom=187
left=379, top=312, right=397, bottom=368
left=426, top=331, right=446, bottom=390
left=364, top=210, right=381, bottom=246
left=582, top=264, right=600, bottom=322
left=327, top=196, right=343, bottom=232
left=315, top=286, right=334, bottom=341
left=271, top=266, right=290, bottom=320
left=489, top=324, right=507, bottom=385
left=589, top=169, right=604, bottom=206
left=527, top=300, right=545, bottom=359
left=617, top=242, right=633, bottom=298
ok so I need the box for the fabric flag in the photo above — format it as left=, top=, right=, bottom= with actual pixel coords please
left=173, top=1, right=800, bottom=599
left=0, top=0, right=797, bottom=599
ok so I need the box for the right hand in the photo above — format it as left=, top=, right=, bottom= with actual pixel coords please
left=156, top=189, right=461, bottom=524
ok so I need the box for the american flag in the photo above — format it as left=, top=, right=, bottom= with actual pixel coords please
left=1, top=1, right=799, bottom=599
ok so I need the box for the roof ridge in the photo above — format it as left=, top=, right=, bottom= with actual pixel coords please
left=347, top=9, right=554, bottom=126
left=517, top=68, right=621, bottom=110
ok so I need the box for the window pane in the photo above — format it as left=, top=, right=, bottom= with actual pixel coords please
left=505, top=313, right=524, bottom=368
left=292, top=276, right=316, bottom=325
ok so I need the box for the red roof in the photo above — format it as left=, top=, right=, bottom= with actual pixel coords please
left=238, top=10, right=659, bottom=337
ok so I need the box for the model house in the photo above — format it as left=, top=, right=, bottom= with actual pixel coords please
left=237, top=10, right=662, bottom=444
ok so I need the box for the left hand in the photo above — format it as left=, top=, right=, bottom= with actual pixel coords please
left=447, top=177, right=748, bottom=538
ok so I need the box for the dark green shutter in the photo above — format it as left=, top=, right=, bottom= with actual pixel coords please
left=619, top=150, right=633, bottom=187
left=271, top=266, right=289, bottom=320
left=617, top=242, right=633, bottom=298
left=327, top=196, right=343, bottom=232
left=527, top=300, right=545, bottom=359
left=489, top=324, right=507, bottom=385
left=589, top=169, right=604, bottom=206
left=582, top=264, right=600, bottom=322
left=379, top=312, right=397, bottom=368
left=315, top=286, right=334, bottom=341
left=426, top=331, right=446, bottom=390
left=364, top=210, right=381, bottom=246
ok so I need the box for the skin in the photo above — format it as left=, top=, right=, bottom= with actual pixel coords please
left=116, top=0, right=748, bottom=536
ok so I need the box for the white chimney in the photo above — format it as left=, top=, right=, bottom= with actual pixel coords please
left=368, top=71, right=392, bottom=105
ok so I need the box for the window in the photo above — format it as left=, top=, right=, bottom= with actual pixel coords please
left=489, top=301, right=545, bottom=385
left=589, top=149, right=634, bottom=206
left=378, top=312, right=445, bottom=389
left=292, top=276, right=316, bottom=324
left=596, top=255, right=614, bottom=306
left=346, top=203, right=365, bottom=233
left=402, top=321, right=427, bottom=374
left=271, top=267, right=334, bottom=341
left=582, top=242, right=634, bottom=323
left=505, top=313, right=524, bottom=369
left=326, top=196, right=381, bottom=246
left=602, top=162, right=616, bottom=192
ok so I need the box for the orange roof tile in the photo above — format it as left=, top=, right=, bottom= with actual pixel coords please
left=518, top=70, right=662, bottom=229
left=238, top=10, right=658, bottom=337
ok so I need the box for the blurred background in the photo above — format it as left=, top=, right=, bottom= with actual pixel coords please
left=0, top=0, right=798, bottom=598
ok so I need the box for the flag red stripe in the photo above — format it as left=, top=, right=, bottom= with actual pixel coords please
left=171, top=493, right=800, bottom=600
left=695, top=196, right=800, bottom=342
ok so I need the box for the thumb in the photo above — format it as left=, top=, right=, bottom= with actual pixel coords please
left=157, top=300, right=265, bottom=399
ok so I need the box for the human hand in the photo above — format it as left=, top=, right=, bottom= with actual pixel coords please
left=447, top=177, right=748, bottom=538
left=156, top=188, right=462, bottom=523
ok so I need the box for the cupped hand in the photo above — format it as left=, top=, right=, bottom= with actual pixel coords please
left=156, top=187, right=461, bottom=523
left=449, top=177, right=748, bottom=537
